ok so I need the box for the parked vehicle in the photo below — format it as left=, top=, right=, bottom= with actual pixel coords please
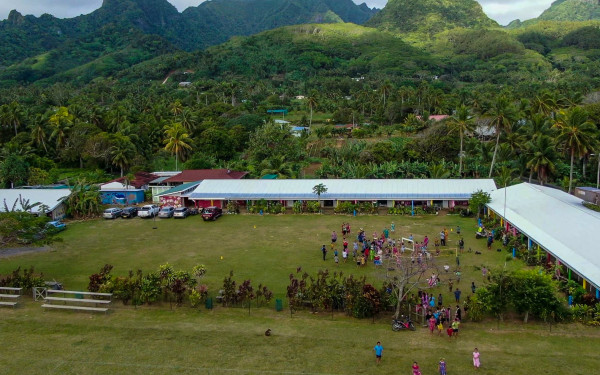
left=103, top=207, right=123, bottom=219
left=202, top=206, right=223, bottom=221
left=392, top=316, right=415, bottom=331
left=187, top=207, right=199, bottom=215
left=46, top=221, right=66, bottom=231
left=138, top=204, right=160, bottom=218
left=173, top=207, right=189, bottom=219
left=158, top=206, right=175, bottom=218
left=121, top=206, right=139, bottom=218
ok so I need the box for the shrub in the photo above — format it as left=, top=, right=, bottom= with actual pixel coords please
left=0, top=266, right=45, bottom=291
left=226, top=201, right=240, bottom=214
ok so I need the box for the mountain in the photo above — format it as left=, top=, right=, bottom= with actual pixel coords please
left=537, top=0, right=600, bottom=22
left=366, top=0, right=498, bottom=36
left=506, top=0, right=600, bottom=28
left=0, top=0, right=377, bottom=85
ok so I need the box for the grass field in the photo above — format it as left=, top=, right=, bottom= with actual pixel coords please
left=0, top=214, right=597, bottom=374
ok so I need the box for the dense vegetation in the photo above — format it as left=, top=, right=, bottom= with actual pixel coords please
left=0, top=0, right=599, bottom=193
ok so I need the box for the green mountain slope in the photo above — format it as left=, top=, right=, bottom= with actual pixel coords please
left=507, top=0, right=600, bottom=28
left=366, top=0, right=498, bottom=35
left=538, top=0, right=600, bottom=21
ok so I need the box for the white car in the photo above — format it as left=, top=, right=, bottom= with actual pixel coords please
left=103, top=207, right=123, bottom=219
left=158, top=206, right=175, bottom=218
left=138, top=204, right=160, bottom=218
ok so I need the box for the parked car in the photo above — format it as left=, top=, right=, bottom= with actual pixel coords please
left=46, top=220, right=66, bottom=231
left=202, top=206, right=223, bottom=221
left=138, top=204, right=159, bottom=218
left=158, top=206, right=175, bottom=218
left=121, top=206, right=139, bottom=218
left=173, top=207, right=189, bottom=219
left=188, top=207, right=199, bottom=215
left=103, top=207, right=123, bottom=219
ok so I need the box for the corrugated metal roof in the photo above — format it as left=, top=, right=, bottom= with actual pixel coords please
left=487, top=183, right=600, bottom=290
left=0, top=189, right=71, bottom=214
left=149, top=176, right=171, bottom=184
left=188, top=179, right=497, bottom=201
left=156, top=181, right=202, bottom=196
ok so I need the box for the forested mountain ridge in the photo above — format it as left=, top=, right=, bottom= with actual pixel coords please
left=507, top=0, right=600, bottom=28
left=366, top=0, right=498, bottom=36
left=0, top=0, right=376, bottom=67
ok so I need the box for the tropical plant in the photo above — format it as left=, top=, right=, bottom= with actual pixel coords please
left=163, top=122, right=193, bottom=171
left=486, top=96, right=518, bottom=177
left=312, top=183, right=327, bottom=211
left=448, top=105, right=475, bottom=175
left=553, top=107, right=598, bottom=193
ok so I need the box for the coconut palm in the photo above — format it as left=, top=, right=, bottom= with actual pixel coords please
left=525, top=135, right=556, bottom=185
left=0, top=101, right=24, bottom=137
left=448, top=105, right=475, bottom=176
left=553, top=107, right=598, bottom=193
left=307, top=94, right=318, bottom=127
left=486, top=96, right=518, bottom=178
left=495, top=166, right=519, bottom=188
left=164, top=123, right=193, bottom=171
left=30, top=114, right=49, bottom=153
left=111, top=135, right=136, bottom=177
left=429, top=163, right=451, bottom=179
left=49, top=106, right=73, bottom=148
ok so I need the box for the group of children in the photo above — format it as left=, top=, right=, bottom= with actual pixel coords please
left=325, top=223, right=465, bottom=269
left=374, top=347, right=481, bottom=373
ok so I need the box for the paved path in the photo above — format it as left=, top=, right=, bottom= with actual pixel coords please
left=0, top=246, right=51, bottom=258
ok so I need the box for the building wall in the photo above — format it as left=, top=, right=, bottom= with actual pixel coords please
left=50, top=203, right=67, bottom=220
left=575, top=188, right=600, bottom=205
left=100, top=190, right=145, bottom=205
left=159, top=195, right=183, bottom=207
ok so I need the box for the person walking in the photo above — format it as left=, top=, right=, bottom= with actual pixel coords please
left=412, top=361, right=422, bottom=375
left=321, top=245, right=327, bottom=261
left=374, top=341, right=383, bottom=364
left=452, top=318, right=460, bottom=338
left=471, top=281, right=476, bottom=294
left=440, top=230, right=446, bottom=246
left=473, top=348, right=481, bottom=369
left=438, top=293, right=443, bottom=308
left=331, top=230, right=338, bottom=244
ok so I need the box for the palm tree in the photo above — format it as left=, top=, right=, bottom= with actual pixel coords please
left=495, top=166, right=519, bottom=188
left=259, top=155, right=295, bottom=178
left=448, top=105, right=475, bottom=176
left=170, top=100, right=184, bottom=118
left=525, top=136, right=556, bottom=185
left=30, top=114, right=49, bottom=153
left=307, top=94, right=318, bottom=127
left=111, top=135, right=136, bottom=177
left=164, top=123, right=193, bottom=171
left=379, top=81, right=393, bottom=107
left=49, top=106, right=73, bottom=148
left=486, top=96, right=518, bottom=178
left=554, top=107, right=598, bottom=193
left=429, top=163, right=451, bottom=179
left=0, top=101, right=24, bottom=137
left=312, top=183, right=328, bottom=211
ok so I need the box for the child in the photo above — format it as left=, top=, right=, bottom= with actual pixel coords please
left=342, top=249, right=348, bottom=263
left=437, top=321, right=444, bottom=336
left=334, top=249, right=339, bottom=265
left=412, top=361, right=421, bottom=375
left=439, top=358, right=447, bottom=375
left=473, top=348, right=480, bottom=369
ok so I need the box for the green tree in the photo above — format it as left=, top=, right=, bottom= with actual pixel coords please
left=0, top=101, right=24, bottom=137
left=525, top=135, right=556, bottom=185
left=468, top=190, right=491, bottom=218
left=510, top=269, right=562, bottom=323
left=554, top=107, right=598, bottom=193
left=486, top=96, right=518, bottom=178
left=111, top=134, right=136, bottom=177
left=49, top=106, right=74, bottom=149
left=312, top=183, right=328, bottom=211
left=164, top=123, right=193, bottom=171
left=448, top=105, right=475, bottom=176
left=0, top=155, right=29, bottom=188
left=307, top=94, right=318, bottom=127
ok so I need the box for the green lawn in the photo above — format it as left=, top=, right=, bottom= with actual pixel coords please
left=0, top=214, right=596, bottom=374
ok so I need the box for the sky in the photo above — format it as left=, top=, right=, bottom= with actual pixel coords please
left=0, top=0, right=557, bottom=26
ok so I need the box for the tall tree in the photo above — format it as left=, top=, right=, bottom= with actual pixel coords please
left=164, top=123, right=193, bottom=171
left=111, top=134, right=136, bottom=177
left=525, top=136, right=556, bottom=185
left=448, top=105, right=475, bottom=176
left=486, top=96, right=518, bottom=178
left=49, top=107, right=73, bottom=149
left=306, top=94, right=318, bottom=127
left=554, top=107, right=598, bottom=193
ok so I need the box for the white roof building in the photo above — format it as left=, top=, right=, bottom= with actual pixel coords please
left=187, top=179, right=497, bottom=201
left=0, top=189, right=71, bottom=219
left=487, top=183, right=600, bottom=291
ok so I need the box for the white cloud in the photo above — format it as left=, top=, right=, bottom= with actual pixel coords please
left=0, top=0, right=557, bottom=26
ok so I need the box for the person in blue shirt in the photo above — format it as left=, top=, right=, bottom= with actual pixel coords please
left=374, top=341, right=383, bottom=363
